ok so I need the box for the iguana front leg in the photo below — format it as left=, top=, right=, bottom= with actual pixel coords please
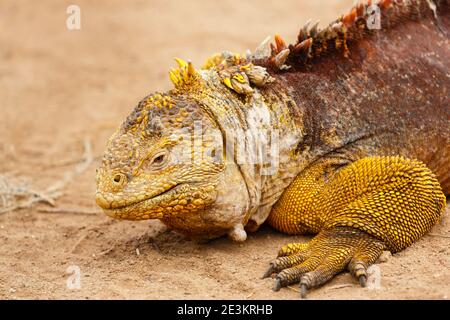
left=264, top=156, right=446, bottom=298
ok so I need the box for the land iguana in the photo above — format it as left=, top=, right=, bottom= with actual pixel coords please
left=96, top=0, right=450, bottom=297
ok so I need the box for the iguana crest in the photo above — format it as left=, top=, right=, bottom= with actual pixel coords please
left=168, top=0, right=446, bottom=96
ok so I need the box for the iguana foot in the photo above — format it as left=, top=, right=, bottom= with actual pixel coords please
left=264, top=156, right=446, bottom=298
left=263, top=227, right=385, bottom=298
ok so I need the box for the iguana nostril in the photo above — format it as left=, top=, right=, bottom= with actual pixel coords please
left=112, top=173, right=126, bottom=185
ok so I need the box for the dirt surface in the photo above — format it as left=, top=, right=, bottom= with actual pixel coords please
left=0, top=0, right=449, bottom=300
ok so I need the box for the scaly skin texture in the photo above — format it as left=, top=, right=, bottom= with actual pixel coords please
left=266, top=156, right=445, bottom=294
left=96, top=0, right=449, bottom=297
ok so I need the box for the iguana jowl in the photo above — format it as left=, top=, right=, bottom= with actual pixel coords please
left=96, top=0, right=450, bottom=297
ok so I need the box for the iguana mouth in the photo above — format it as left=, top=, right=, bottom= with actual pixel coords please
left=96, top=183, right=181, bottom=212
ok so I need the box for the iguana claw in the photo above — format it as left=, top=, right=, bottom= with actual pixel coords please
left=265, top=227, right=386, bottom=296
left=300, top=284, right=308, bottom=299
left=359, top=275, right=367, bottom=288
left=262, top=264, right=275, bottom=279
left=273, top=278, right=282, bottom=292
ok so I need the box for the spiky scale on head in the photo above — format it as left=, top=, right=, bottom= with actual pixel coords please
left=169, top=58, right=200, bottom=89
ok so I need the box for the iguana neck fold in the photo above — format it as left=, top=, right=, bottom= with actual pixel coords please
left=188, top=70, right=311, bottom=231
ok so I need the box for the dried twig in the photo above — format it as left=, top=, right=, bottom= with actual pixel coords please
left=70, top=233, right=89, bottom=253
left=328, top=284, right=355, bottom=290
left=287, top=285, right=300, bottom=293
left=97, top=247, right=115, bottom=256
left=428, top=233, right=450, bottom=239
left=37, top=207, right=100, bottom=215
left=43, top=155, right=100, bottom=169
left=0, top=138, right=94, bottom=215
left=45, top=138, right=93, bottom=194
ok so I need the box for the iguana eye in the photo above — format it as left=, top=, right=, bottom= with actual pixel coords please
left=153, top=154, right=164, bottom=164
left=148, top=150, right=169, bottom=170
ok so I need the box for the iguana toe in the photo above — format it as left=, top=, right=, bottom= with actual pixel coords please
left=265, top=227, right=385, bottom=297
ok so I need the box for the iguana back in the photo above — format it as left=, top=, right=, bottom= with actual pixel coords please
left=257, top=0, right=449, bottom=193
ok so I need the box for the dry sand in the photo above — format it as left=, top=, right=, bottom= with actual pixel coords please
left=0, top=0, right=449, bottom=299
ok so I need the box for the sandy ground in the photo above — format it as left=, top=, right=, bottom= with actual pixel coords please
left=0, top=0, right=449, bottom=300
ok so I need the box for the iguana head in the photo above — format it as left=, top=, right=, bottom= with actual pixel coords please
left=95, top=55, right=296, bottom=241
left=96, top=61, right=253, bottom=241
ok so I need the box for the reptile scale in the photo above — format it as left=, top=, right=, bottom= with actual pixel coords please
left=96, top=0, right=449, bottom=297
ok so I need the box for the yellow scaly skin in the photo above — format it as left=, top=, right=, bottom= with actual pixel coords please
left=265, top=156, right=445, bottom=296
left=96, top=0, right=449, bottom=297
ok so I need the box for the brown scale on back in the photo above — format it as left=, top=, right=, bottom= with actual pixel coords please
left=96, top=0, right=450, bottom=298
